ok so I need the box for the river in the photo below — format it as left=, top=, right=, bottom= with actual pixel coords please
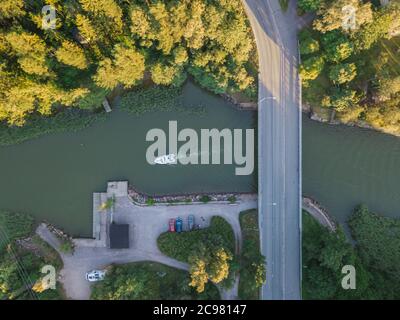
left=1, top=83, right=399, bottom=236
left=303, top=115, right=400, bottom=224
left=0, top=83, right=255, bottom=236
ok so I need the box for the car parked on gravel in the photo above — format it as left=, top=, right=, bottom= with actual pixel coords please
left=85, top=270, right=106, bottom=282
left=176, top=217, right=183, bottom=233
left=169, top=218, right=176, bottom=232
left=188, top=215, right=195, bottom=231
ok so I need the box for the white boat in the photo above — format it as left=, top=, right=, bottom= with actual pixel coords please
left=154, top=154, right=177, bottom=165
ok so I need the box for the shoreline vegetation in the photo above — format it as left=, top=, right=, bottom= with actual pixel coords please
left=303, top=205, right=400, bottom=299
left=0, top=0, right=257, bottom=133
left=298, top=0, right=400, bottom=137
left=0, top=108, right=107, bottom=147
left=128, top=183, right=255, bottom=206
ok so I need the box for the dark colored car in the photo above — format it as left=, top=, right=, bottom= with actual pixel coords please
left=188, top=215, right=195, bottom=231
left=175, top=217, right=183, bottom=233
left=169, top=218, right=175, bottom=232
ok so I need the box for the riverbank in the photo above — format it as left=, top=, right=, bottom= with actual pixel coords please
left=0, top=109, right=108, bottom=147
left=303, top=107, right=400, bottom=138
left=302, top=197, right=336, bottom=232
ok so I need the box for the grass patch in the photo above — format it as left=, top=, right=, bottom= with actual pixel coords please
left=238, top=209, right=264, bottom=300
left=0, top=109, right=107, bottom=147
left=91, top=261, right=220, bottom=300
left=199, top=195, right=211, bottom=203
left=157, top=216, right=235, bottom=262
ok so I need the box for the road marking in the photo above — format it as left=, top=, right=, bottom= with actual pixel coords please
left=259, top=96, right=276, bottom=103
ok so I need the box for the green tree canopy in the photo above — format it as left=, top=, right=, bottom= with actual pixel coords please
left=328, top=63, right=357, bottom=84
left=94, top=44, right=145, bottom=89
left=300, top=55, right=325, bottom=81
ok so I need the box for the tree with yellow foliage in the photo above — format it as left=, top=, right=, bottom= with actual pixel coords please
left=188, top=244, right=233, bottom=293
left=4, top=31, right=50, bottom=76
left=94, top=44, right=145, bottom=89
left=56, top=40, right=88, bottom=69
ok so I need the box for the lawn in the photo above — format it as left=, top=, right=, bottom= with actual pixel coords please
left=238, top=209, right=263, bottom=300
left=91, top=261, right=220, bottom=300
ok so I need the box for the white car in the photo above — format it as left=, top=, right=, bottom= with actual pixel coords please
left=85, top=270, right=106, bottom=282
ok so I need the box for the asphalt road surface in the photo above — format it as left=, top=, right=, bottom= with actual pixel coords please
left=243, top=0, right=302, bottom=299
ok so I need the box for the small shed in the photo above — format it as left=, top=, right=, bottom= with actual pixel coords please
left=109, top=224, right=129, bottom=249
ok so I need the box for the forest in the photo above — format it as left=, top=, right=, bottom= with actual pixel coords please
left=303, top=205, right=400, bottom=299
left=0, top=0, right=256, bottom=127
left=298, top=0, right=400, bottom=135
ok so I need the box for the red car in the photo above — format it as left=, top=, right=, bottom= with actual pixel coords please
left=169, top=218, right=176, bottom=232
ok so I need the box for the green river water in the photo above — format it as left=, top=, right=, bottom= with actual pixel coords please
left=0, top=83, right=399, bottom=236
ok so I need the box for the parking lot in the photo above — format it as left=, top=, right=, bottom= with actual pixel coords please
left=37, top=194, right=257, bottom=299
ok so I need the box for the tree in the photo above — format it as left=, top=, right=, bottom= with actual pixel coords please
left=322, top=88, right=359, bottom=112
left=302, top=211, right=372, bottom=300
left=322, top=32, right=354, bottom=63
left=75, top=14, right=98, bottom=43
left=129, top=5, right=152, bottom=41
left=386, top=2, right=400, bottom=38
left=173, top=46, right=189, bottom=65
left=349, top=206, right=400, bottom=284
left=352, top=11, right=393, bottom=51
left=150, top=62, right=186, bottom=87
left=313, top=0, right=373, bottom=33
left=55, top=40, right=88, bottom=69
left=299, top=30, right=320, bottom=56
left=207, top=247, right=232, bottom=283
left=188, top=244, right=233, bottom=293
left=0, top=0, right=25, bottom=20
left=4, top=31, right=49, bottom=76
left=298, top=0, right=322, bottom=13
left=94, top=44, right=145, bottom=89
left=328, top=63, right=357, bottom=84
left=79, top=0, right=123, bottom=32
left=189, top=255, right=209, bottom=293
left=377, top=76, right=400, bottom=101
left=299, top=55, right=325, bottom=81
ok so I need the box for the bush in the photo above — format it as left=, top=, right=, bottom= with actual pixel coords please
left=146, top=197, right=155, bottom=206
left=228, top=196, right=237, bottom=204
left=199, top=195, right=211, bottom=203
left=158, top=216, right=235, bottom=262
left=59, top=241, right=74, bottom=254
